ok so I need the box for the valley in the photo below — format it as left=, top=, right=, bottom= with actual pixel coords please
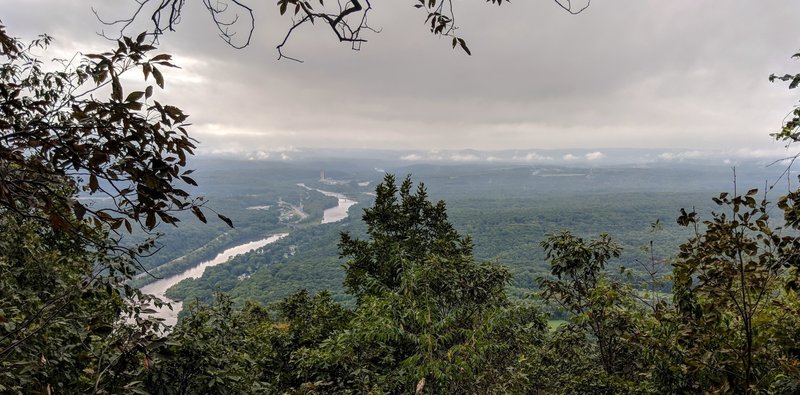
left=134, top=151, right=787, bottom=312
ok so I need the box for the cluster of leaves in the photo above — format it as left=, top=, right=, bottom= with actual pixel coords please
left=0, top=212, right=166, bottom=393
left=0, top=25, right=226, bottom=393
left=0, top=25, right=229, bottom=251
left=539, top=232, right=645, bottom=388
left=770, top=53, right=800, bottom=143
left=666, top=189, right=800, bottom=391
left=499, top=186, right=800, bottom=393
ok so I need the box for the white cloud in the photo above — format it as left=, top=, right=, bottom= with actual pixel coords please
left=731, top=148, right=790, bottom=159
left=658, top=152, right=675, bottom=160
left=450, top=154, right=480, bottom=161
left=563, top=154, right=578, bottom=161
left=247, top=151, right=271, bottom=160
left=658, top=150, right=707, bottom=161
left=400, top=154, right=423, bottom=161
left=514, top=152, right=552, bottom=161
left=585, top=151, right=606, bottom=161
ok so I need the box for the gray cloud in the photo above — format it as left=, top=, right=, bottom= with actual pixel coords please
left=4, top=1, right=800, bottom=156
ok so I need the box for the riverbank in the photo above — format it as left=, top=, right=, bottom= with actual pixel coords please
left=297, top=183, right=358, bottom=224
left=140, top=185, right=357, bottom=327
left=140, top=233, right=289, bottom=326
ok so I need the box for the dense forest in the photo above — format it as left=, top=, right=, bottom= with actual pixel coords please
left=160, top=160, right=772, bottom=307
left=141, top=173, right=800, bottom=394
left=5, top=2, right=800, bottom=393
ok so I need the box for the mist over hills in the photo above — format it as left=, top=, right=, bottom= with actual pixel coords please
left=187, top=147, right=792, bottom=202
left=197, top=147, right=794, bottom=168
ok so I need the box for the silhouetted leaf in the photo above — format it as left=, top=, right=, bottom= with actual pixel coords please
left=192, top=206, right=207, bottom=223
left=152, top=66, right=164, bottom=88
left=218, top=213, right=234, bottom=228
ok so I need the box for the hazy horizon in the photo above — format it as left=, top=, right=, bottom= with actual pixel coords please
left=188, top=146, right=796, bottom=167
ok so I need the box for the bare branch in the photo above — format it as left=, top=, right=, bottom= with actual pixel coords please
left=101, top=0, right=590, bottom=60
left=554, top=0, right=592, bottom=15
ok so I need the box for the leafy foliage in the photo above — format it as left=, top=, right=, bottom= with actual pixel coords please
left=0, top=25, right=215, bottom=393
left=539, top=231, right=647, bottom=391
left=145, top=294, right=267, bottom=394
left=0, top=25, right=221, bottom=243
left=339, top=174, right=477, bottom=299
left=671, top=189, right=800, bottom=391
left=0, top=212, right=162, bottom=394
left=770, top=52, right=800, bottom=143
left=298, top=175, right=532, bottom=393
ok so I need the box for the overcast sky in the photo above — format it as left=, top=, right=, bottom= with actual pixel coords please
left=5, top=1, right=800, bottom=159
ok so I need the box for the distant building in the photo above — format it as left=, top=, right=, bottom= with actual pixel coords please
left=319, top=169, right=351, bottom=186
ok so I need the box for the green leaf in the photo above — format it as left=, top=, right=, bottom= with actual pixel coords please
left=152, top=66, right=164, bottom=89
left=791, top=75, right=800, bottom=89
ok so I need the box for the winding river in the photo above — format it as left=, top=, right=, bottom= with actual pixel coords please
left=140, top=186, right=356, bottom=327
left=319, top=191, right=358, bottom=224
left=297, top=183, right=358, bottom=224
left=141, top=233, right=289, bottom=327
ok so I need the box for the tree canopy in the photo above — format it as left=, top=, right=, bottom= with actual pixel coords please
left=0, top=23, right=226, bottom=393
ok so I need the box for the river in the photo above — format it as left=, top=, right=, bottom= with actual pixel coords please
left=140, top=186, right=356, bottom=327
left=319, top=191, right=358, bottom=224
left=140, top=233, right=289, bottom=327
left=297, top=183, right=358, bottom=224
